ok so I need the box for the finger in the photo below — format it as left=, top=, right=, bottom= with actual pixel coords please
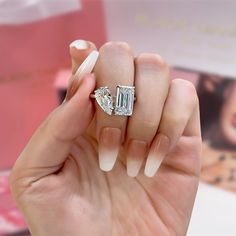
left=144, top=79, right=200, bottom=177
left=10, top=73, right=96, bottom=187
left=69, top=39, right=97, bottom=74
left=94, top=42, right=134, bottom=171
left=65, top=50, right=99, bottom=100
left=66, top=40, right=98, bottom=100
left=126, top=54, right=170, bottom=177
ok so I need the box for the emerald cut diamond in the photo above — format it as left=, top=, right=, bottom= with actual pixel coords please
left=114, top=85, right=135, bottom=116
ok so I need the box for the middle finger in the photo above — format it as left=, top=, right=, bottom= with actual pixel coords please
left=94, top=42, right=134, bottom=171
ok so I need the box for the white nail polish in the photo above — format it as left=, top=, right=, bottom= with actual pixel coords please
left=98, top=128, right=121, bottom=172
left=99, top=150, right=119, bottom=172
left=127, top=160, right=142, bottom=177
left=75, top=50, right=99, bottom=79
left=144, top=154, right=163, bottom=177
left=126, top=140, right=147, bottom=177
left=69, top=39, right=88, bottom=50
left=144, top=134, right=169, bottom=177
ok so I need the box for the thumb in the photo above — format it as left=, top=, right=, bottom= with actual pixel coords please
left=66, top=41, right=99, bottom=100
left=11, top=75, right=97, bottom=188
left=69, top=39, right=97, bottom=74
left=65, top=50, right=99, bottom=101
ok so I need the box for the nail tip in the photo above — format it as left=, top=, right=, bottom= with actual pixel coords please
left=127, top=171, right=138, bottom=178
left=127, top=167, right=139, bottom=177
left=144, top=168, right=156, bottom=178
left=144, top=172, right=155, bottom=178
left=99, top=159, right=116, bottom=172
left=98, top=127, right=121, bottom=173
left=74, top=50, right=99, bottom=78
left=69, top=39, right=88, bottom=50
left=144, top=157, right=162, bottom=178
left=99, top=164, right=114, bottom=172
left=90, top=50, right=99, bottom=59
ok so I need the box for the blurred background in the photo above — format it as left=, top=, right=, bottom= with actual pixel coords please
left=0, top=0, right=236, bottom=235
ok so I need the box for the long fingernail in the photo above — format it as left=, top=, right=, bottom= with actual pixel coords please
left=66, top=51, right=99, bottom=100
left=99, top=128, right=121, bottom=172
left=144, top=134, right=170, bottom=177
left=127, top=140, right=148, bottom=177
left=70, top=40, right=90, bottom=74
left=74, top=50, right=99, bottom=78
left=69, top=39, right=89, bottom=50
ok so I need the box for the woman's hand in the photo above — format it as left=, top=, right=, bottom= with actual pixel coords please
left=10, top=41, right=202, bottom=236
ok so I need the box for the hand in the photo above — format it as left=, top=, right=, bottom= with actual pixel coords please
left=10, top=41, right=202, bottom=236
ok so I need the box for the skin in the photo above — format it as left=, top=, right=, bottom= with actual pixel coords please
left=221, top=82, right=236, bottom=146
left=10, top=41, right=202, bottom=236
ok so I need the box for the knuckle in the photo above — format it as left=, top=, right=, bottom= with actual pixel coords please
left=136, top=117, right=158, bottom=131
left=172, top=78, right=194, bottom=89
left=143, top=120, right=158, bottom=132
left=172, top=78, right=196, bottom=93
left=130, top=119, right=158, bottom=141
left=135, top=53, right=168, bottom=70
left=100, top=41, right=132, bottom=55
left=171, top=79, right=199, bottom=106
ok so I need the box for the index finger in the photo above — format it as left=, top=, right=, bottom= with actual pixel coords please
left=66, top=40, right=98, bottom=100
left=69, top=39, right=97, bottom=74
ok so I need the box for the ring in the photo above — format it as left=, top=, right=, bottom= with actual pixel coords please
left=90, top=85, right=135, bottom=116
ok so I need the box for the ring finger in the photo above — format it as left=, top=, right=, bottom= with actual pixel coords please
left=126, top=53, right=170, bottom=177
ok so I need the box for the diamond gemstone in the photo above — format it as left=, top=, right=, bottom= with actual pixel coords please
left=94, top=87, right=113, bottom=115
left=114, top=86, right=135, bottom=116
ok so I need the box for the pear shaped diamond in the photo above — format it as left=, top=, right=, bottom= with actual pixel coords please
left=94, top=87, right=114, bottom=115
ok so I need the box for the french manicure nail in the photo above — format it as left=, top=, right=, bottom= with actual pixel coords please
left=69, top=39, right=89, bottom=50
left=144, top=134, right=170, bottom=177
left=127, top=140, right=148, bottom=177
left=65, top=51, right=99, bottom=100
left=99, top=128, right=121, bottom=172
left=74, top=50, right=99, bottom=79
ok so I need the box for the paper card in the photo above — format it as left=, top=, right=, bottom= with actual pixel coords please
left=104, top=0, right=236, bottom=78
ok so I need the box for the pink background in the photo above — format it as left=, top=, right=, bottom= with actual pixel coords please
left=0, top=0, right=106, bottom=78
left=0, top=0, right=106, bottom=169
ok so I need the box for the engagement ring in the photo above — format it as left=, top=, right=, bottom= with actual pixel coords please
left=90, top=85, right=135, bottom=116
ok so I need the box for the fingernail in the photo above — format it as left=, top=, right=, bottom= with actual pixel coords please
left=74, top=50, right=99, bottom=78
left=99, top=128, right=121, bottom=172
left=69, top=39, right=89, bottom=50
left=65, top=51, right=99, bottom=101
left=126, top=140, right=148, bottom=177
left=144, top=134, right=170, bottom=177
